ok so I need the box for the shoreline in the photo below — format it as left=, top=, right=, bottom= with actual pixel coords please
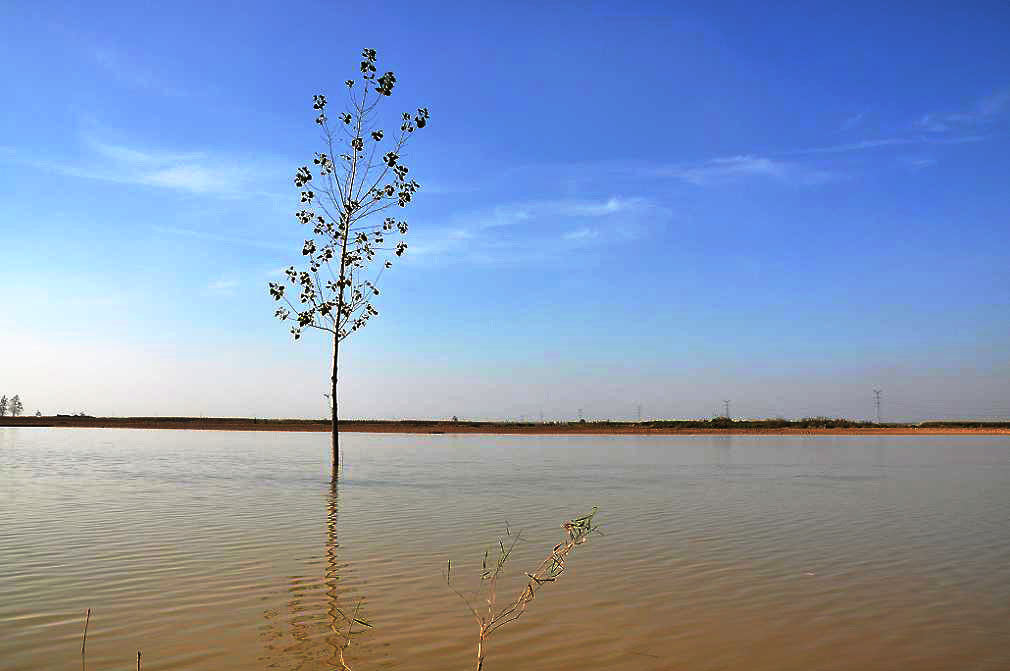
left=1, top=416, right=1008, bottom=435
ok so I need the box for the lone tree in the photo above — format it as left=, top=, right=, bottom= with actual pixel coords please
left=269, top=48, right=429, bottom=467
left=9, top=395, right=23, bottom=417
left=0, top=395, right=7, bottom=417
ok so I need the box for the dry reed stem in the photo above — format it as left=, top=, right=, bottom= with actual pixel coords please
left=78, top=608, right=144, bottom=671
left=333, top=599, right=371, bottom=670
left=448, top=508, right=599, bottom=671
left=81, top=608, right=90, bottom=659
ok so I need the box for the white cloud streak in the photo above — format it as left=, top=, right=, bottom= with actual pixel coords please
left=563, top=227, right=599, bottom=241
left=915, top=88, right=1010, bottom=133
left=90, top=46, right=188, bottom=97
left=0, top=130, right=290, bottom=201
left=405, top=196, right=664, bottom=264
left=43, top=135, right=290, bottom=199
left=151, top=225, right=289, bottom=251
left=840, top=112, right=865, bottom=131
left=208, top=279, right=239, bottom=291
left=978, top=90, right=1010, bottom=116
left=788, top=134, right=986, bottom=155
left=463, top=196, right=662, bottom=231
left=896, top=156, right=937, bottom=170
left=794, top=137, right=917, bottom=154
left=656, top=155, right=834, bottom=186
left=556, top=196, right=643, bottom=216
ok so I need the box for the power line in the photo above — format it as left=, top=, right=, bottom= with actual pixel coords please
left=874, top=389, right=882, bottom=423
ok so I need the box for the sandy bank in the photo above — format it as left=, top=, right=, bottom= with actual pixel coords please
left=2, top=416, right=1008, bottom=435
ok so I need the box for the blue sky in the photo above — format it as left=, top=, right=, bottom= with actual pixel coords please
left=1, top=1, right=1008, bottom=421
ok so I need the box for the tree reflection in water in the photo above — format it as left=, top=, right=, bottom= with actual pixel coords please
left=259, top=467, right=366, bottom=670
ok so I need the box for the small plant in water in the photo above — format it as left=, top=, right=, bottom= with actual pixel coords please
left=447, top=508, right=600, bottom=670
left=332, top=599, right=372, bottom=671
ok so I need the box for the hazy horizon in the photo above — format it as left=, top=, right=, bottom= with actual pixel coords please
left=2, top=3, right=1008, bottom=422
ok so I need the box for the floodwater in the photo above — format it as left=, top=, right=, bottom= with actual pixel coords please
left=2, top=430, right=1009, bottom=671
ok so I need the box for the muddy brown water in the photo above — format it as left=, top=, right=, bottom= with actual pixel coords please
left=2, top=429, right=1008, bottom=670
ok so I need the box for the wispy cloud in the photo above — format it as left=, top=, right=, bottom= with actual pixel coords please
left=917, top=114, right=951, bottom=133
left=143, top=165, right=235, bottom=193
left=152, top=225, right=288, bottom=251
left=87, top=139, right=199, bottom=165
left=470, top=206, right=532, bottom=230
left=840, top=112, right=865, bottom=131
left=464, top=197, right=662, bottom=230
left=679, top=155, right=786, bottom=182
left=899, top=156, right=937, bottom=170
left=556, top=197, right=643, bottom=216
left=90, top=45, right=188, bottom=97
left=656, top=155, right=835, bottom=186
left=978, top=89, right=1010, bottom=116
left=406, top=195, right=665, bottom=264
left=208, top=279, right=239, bottom=291
left=790, top=134, right=985, bottom=155
left=915, top=88, right=1010, bottom=133
left=563, top=227, right=599, bottom=241
left=793, top=137, right=918, bottom=154
left=35, top=134, right=290, bottom=199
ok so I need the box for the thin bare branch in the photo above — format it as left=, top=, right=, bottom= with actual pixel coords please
left=447, top=509, right=600, bottom=671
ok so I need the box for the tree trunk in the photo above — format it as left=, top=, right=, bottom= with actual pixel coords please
left=331, top=331, right=339, bottom=469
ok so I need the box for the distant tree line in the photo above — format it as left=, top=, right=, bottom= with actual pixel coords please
left=643, top=417, right=892, bottom=429
left=0, top=394, right=24, bottom=417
